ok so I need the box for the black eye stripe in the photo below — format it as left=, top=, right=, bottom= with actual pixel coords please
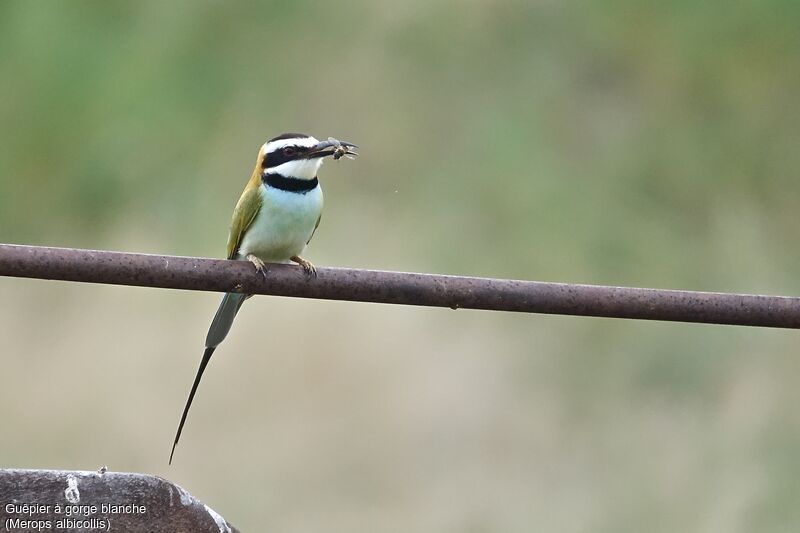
left=262, top=145, right=307, bottom=168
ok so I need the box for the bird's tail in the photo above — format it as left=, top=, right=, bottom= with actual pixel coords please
left=169, top=292, right=248, bottom=464
left=205, top=292, right=249, bottom=349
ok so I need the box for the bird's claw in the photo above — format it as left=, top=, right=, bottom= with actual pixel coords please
left=291, top=256, right=317, bottom=279
left=246, top=254, right=268, bottom=280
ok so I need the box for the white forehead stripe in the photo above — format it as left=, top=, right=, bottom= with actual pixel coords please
left=261, top=136, right=319, bottom=155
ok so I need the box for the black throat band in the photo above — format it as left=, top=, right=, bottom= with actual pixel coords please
left=262, top=173, right=319, bottom=193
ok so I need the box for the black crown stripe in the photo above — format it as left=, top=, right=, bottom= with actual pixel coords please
left=268, top=132, right=311, bottom=142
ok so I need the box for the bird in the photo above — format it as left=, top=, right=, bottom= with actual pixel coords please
left=169, top=133, right=358, bottom=464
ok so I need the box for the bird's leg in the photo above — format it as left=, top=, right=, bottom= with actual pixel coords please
left=290, top=255, right=317, bottom=278
left=246, top=254, right=268, bottom=280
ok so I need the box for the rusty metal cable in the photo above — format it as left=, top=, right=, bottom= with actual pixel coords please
left=0, top=243, right=799, bottom=328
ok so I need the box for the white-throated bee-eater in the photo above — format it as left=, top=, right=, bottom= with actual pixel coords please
left=169, top=133, right=358, bottom=463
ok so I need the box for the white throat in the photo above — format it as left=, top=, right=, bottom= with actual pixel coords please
left=268, top=158, right=323, bottom=180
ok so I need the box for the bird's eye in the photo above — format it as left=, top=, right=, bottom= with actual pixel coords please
left=283, top=146, right=296, bottom=156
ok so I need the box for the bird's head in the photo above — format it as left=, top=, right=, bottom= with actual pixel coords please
left=258, top=133, right=357, bottom=180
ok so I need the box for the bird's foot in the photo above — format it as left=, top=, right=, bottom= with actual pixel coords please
left=290, top=255, right=317, bottom=278
left=246, top=254, right=268, bottom=280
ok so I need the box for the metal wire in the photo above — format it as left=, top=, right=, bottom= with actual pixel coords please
left=1, top=243, right=799, bottom=328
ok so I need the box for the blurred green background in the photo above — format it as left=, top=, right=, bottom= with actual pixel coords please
left=1, top=1, right=799, bottom=531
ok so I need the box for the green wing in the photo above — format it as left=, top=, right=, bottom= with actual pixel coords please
left=226, top=186, right=263, bottom=260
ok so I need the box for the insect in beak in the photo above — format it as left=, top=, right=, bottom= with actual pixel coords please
left=305, top=138, right=359, bottom=160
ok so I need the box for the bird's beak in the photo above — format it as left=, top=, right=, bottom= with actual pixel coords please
left=305, top=138, right=359, bottom=159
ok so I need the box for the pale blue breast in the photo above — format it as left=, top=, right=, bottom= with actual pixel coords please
left=236, top=183, right=324, bottom=261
